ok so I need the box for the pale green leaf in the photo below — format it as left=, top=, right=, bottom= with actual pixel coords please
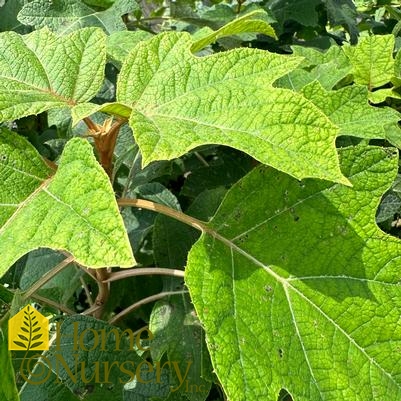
left=274, top=68, right=316, bottom=92
left=117, top=32, right=349, bottom=184
left=107, top=30, right=152, bottom=65
left=191, top=10, right=276, bottom=53
left=186, top=145, right=401, bottom=401
left=17, top=0, right=138, bottom=34
left=0, top=27, right=106, bottom=122
left=0, top=128, right=52, bottom=227
left=0, top=136, right=134, bottom=277
left=276, top=45, right=351, bottom=91
left=291, top=44, right=349, bottom=69
left=343, top=34, right=395, bottom=88
left=276, top=61, right=352, bottom=91
left=71, top=102, right=131, bottom=126
left=368, top=88, right=401, bottom=104
left=301, top=81, right=401, bottom=141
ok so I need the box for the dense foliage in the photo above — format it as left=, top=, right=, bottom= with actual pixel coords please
left=1, top=1, right=401, bottom=401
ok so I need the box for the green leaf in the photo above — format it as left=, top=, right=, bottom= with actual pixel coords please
left=107, top=30, right=152, bottom=66
left=301, top=81, right=401, bottom=141
left=376, top=191, right=401, bottom=223
left=186, top=145, right=401, bottom=401
left=0, top=128, right=52, bottom=226
left=0, top=329, right=19, bottom=401
left=276, top=45, right=352, bottom=91
left=17, top=0, right=138, bottom=34
left=83, top=0, right=116, bottom=7
left=0, top=284, right=14, bottom=305
left=123, top=365, right=171, bottom=401
left=20, top=249, right=82, bottom=305
left=368, top=88, right=401, bottom=104
left=134, top=183, right=181, bottom=210
left=152, top=185, right=227, bottom=271
left=0, top=0, right=31, bottom=33
left=180, top=149, right=254, bottom=199
left=343, top=34, right=395, bottom=88
left=0, top=27, right=106, bottom=122
left=149, top=294, right=212, bottom=401
left=71, top=102, right=131, bottom=126
left=191, top=10, right=276, bottom=53
left=269, top=0, right=321, bottom=28
left=19, top=370, right=81, bottom=401
left=0, top=135, right=134, bottom=277
left=117, top=32, right=348, bottom=184
left=324, top=0, right=358, bottom=44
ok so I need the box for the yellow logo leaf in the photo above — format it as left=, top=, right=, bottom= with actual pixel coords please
left=8, top=305, right=49, bottom=351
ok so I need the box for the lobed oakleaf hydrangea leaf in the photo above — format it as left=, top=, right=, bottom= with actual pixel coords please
left=0, top=133, right=134, bottom=277
left=191, top=10, right=276, bottom=53
left=186, top=145, right=401, bottom=401
left=301, top=81, right=401, bottom=142
left=0, top=27, right=105, bottom=122
left=117, top=32, right=349, bottom=184
left=17, top=0, right=138, bottom=34
left=275, top=45, right=351, bottom=91
left=343, top=34, right=395, bottom=88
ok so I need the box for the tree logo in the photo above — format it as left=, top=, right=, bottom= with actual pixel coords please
left=8, top=305, right=49, bottom=351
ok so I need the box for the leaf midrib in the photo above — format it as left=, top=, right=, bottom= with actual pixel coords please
left=0, top=75, right=76, bottom=105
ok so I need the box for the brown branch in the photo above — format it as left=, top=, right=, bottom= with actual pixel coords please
left=93, top=119, right=125, bottom=179
left=109, top=290, right=188, bottom=325
left=89, top=268, right=110, bottom=319
left=105, top=268, right=185, bottom=283
left=30, top=294, right=75, bottom=315
left=118, top=198, right=208, bottom=232
left=80, top=276, right=94, bottom=306
left=83, top=117, right=99, bottom=132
